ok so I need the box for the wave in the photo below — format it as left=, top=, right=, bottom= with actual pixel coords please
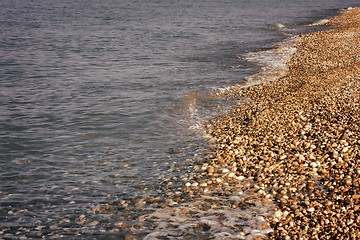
left=111, top=14, right=335, bottom=240
left=243, top=37, right=298, bottom=86
left=130, top=27, right=301, bottom=240
left=134, top=167, right=276, bottom=239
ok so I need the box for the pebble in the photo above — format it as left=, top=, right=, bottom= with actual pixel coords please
left=310, top=162, right=318, bottom=168
left=207, top=166, right=214, bottom=174
left=307, top=207, right=315, bottom=212
left=191, top=182, right=199, bottom=187
left=228, top=172, right=236, bottom=178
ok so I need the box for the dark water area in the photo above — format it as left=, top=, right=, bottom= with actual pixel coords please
left=1, top=0, right=359, bottom=238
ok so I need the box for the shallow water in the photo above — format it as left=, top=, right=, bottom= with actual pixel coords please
left=0, top=0, right=359, bottom=238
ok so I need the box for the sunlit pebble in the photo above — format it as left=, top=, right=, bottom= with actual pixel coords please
left=222, top=168, right=229, bottom=173
left=310, top=162, right=318, bottom=168
left=185, top=182, right=191, bottom=187
left=166, top=199, right=178, bottom=206
left=35, top=226, right=43, bottom=231
left=228, top=172, right=236, bottom=178
left=282, top=211, right=289, bottom=217
left=258, top=189, right=265, bottom=195
left=207, top=166, right=214, bottom=174
left=274, top=211, right=282, bottom=218
left=346, top=178, right=352, bottom=185
left=307, top=207, right=315, bottom=212
left=340, top=140, right=347, bottom=145
left=191, top=182, right=199, bottom=187
left=237, top=176, right=246, bottom=181
left=255, top=216, right=265, bottom=222
left=265, top=194, right=272, bottom=198
left=298, top=154, right=305, bottom=161
left=114, top=222, right=123, bottom=227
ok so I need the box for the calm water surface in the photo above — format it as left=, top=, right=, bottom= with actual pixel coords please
left=0, top=0, right=359, bottom=238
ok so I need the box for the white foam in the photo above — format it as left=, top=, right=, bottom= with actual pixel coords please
left=243, top=37, right=298, bottom=87
left=308, top=18, right=330, bottom=26
left=173, top=38, right=299, bottom=133
left=269, top=23, right=286, bottom=30
left=133, top=180, right=275, bottom=240
left=176, top=89, right=240, bottom=133
left=171, top=91, right=205, bottom=132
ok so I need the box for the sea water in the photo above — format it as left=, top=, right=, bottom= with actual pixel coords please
left=0, top=0, right=358, bottom=238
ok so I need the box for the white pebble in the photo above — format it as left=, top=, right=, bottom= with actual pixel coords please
left=255, top=216, right=265, bottom=222
left=342, top=147, right=349, bottom=153
left=237, top=176, right=245, bottom=181
left=310, top=162, right=318, bottom=168
left=274, top=211, right=282, bottom=218
left=307, top=207, right=315, bottom=212
left=228, top=172, right=236, bottom=178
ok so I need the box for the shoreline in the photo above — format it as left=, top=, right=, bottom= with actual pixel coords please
left=205, top=7, right=360, bottom=239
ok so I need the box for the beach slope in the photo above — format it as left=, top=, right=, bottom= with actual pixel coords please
left=206, top=7, right=360, bottom=239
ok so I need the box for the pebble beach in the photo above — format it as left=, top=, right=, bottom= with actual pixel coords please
left=2, top=2, right=360, bottom=239
left=204, top=7, right=360, bottom=239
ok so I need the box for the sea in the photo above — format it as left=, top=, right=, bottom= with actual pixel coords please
left=0, top=0, right=359, bottom=239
